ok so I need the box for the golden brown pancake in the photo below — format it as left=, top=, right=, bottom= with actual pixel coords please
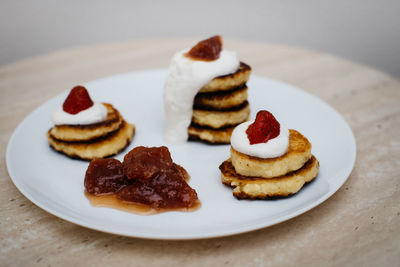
left=47, top=121, right=135, bottom=160
left=220, top=155, right=319, bottom=199
left=199, top=62, right=251, bottom=93
left=49, top=103, right=122, bottom=142
left=194, top=85, right=248, bottom=110
left=192, top=101, right=250, bottom=129
left=231, top=129, right=312, bottom=178
left=188, top=124, right=236, bottom=144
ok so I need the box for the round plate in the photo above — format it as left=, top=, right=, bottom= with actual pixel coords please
left=6, top=69, right=356, bottom=240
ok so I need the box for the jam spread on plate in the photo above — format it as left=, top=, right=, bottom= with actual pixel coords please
left=84, top=146, right=200, bottom=214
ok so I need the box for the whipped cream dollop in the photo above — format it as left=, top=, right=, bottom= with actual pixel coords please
left=163, top=49, right=240, bottom=143
left=52, top=102, right=108, bottom=125
left=231, top=121, right=289, bottom=158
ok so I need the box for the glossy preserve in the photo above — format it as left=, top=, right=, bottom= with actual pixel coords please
left=246, top=110, right=280, bottom=145
left=63, top=85, right=94, bottom=114
left=84, top=158, right=126, bottom=195
left=123, top=146, right=173, bottom=180
left=84, top=146, right=199, bottom=211
left=185, top=35, right=222, bottom=61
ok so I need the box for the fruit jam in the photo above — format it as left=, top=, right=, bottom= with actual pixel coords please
left=246, top=110, right=280, bottom=145
left=84, top=146, right=200, bottom=215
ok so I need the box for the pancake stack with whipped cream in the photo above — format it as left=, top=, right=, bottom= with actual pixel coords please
left=219, top=110, right=319, bottom=199
left=47, top=86, right=135, bottom=160
left=164, top=36, right=251, bottom=144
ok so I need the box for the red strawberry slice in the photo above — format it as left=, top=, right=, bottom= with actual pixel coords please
left=63, top=86, right=94, bottom=114
left=185, top=35, right=222, bottom=61
left=246, top=110, right=280, bottom=145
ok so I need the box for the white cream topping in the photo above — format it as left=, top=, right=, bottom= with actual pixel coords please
left=231, top=121, right=289, bottom=158
left=163, top=49, right=240, bottom=143
left=51, top=102, right=108, bottom=125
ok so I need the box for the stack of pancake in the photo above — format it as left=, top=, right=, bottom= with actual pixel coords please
left=47, top=103, right=135, bottom=160
left=188, top=62, right=252, bottom=144
left=219, top=129, right=319, bottom=199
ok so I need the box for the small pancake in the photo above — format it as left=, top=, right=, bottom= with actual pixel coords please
left=220, top=155, right=319, bottom=199
left=199, top=62, right=251, bottom=93
left=49, top=103, right=122, bottom=142
left=231, top=129, right=311, bottom=178
left=188, top=124, right=236, bottom=144
left=194, top=85, right=248, bottom=110
left=192, top=101, right=250, bottom=129
left=47, top=121, right=135, bottom=160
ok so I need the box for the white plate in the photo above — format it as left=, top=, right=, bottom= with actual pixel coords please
left=6, top=69, right=356, bottom=240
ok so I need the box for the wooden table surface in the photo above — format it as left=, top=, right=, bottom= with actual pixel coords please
left=1, top=39, right=399, bottom=266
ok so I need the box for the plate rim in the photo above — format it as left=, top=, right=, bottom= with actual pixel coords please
left=6, top=69, right=357, bottom=240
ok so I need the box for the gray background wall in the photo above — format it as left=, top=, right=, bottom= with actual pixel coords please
left=1, top=0, right=399, bottom=77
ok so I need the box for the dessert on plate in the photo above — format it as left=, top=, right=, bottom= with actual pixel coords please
left=47, top=85, right=135, bottom=160
left=164, top=35, right=251, bottom=144
left=84, top=146, right=200, bottom=214
left=219, top=110, right=319, bottom=199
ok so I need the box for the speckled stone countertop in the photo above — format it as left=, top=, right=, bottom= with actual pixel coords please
left=1, top=39, right=399, bottom=266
